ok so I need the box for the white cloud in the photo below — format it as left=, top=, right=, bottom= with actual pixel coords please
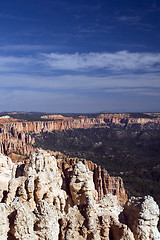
left=0, top=51, right=160, bottom=73
left=42, top=51, right=160, bottom=71
left=0, top=50, right=159, bottom=112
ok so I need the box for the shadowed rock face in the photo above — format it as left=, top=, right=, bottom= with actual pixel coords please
left=0, top=150, right=159, bottom=240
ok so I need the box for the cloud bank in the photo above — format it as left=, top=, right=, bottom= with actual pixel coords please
left=0, top=50, right=160, bottom=73
left=43, top=51, right=160, bottom=71
left=0, top=50, right=160, bottom=112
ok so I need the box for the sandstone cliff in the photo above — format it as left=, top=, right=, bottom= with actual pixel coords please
left=0, top=113, right=160, bottom=158
left=0, top=118, right=128, bottom=205
left=0, top=113, right=159, bottom=208
left=1, top=113, right=160, bottom=136
left=0, top=150, right=159, bottom=240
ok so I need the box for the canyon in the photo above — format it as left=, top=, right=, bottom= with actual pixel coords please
left=0, top=113, right=160, bottom=239
left=0, top=113, right=160, bottom=157
left=1, top=113, right=159, bottom=204
left=0, top=113, right=160, bottom=205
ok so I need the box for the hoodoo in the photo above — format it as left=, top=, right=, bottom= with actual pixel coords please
left=0, top=150, right=159, bottom=240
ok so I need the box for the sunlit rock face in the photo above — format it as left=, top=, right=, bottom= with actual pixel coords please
left=0, top=153, right=14, bottom=201
left=69, top=161, right=98, bottom=205
left=1, top=113, right=159, bottom=157
left=124, top=196, right=160, bottom=240
left=0, top=150, right=159, bottom=240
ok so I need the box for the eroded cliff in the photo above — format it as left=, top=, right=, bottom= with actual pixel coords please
left=0, top=114, right=160, bottom=208
left=57, top=157, right=127, bottom=205
left=0, top=113, right=160, bottom=158
left=0, top=150, right=159, bottom=240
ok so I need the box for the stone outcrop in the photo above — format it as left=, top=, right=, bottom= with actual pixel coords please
left=123, top=196, right=160, bottom=240
left=0, top=153, right=14, bottom=201
left=57, top=157, right=128, bottom=205
left=69, top=161, right=98, bottom=205
left=0, top=150, right=159, bottom=239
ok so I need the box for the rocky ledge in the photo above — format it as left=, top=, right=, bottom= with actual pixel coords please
left=0, top=150, right=159, bottom=240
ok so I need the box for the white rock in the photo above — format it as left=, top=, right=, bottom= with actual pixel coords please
left=0, top=154, right=14, bottom=201
left=0, top=151, right=159, bottom=240
left=124, top=196, right=160, bottom=240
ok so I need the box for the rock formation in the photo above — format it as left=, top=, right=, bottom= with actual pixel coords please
left=0, top=125, right=35, bottom=156
left=0, top=150, right=159, bottom=240
left=0, top=118, right=128, bottom=205
left=123, top=196, right=160, bottom=240
left=57, top=157, right=128, bottom=205
left=0, top=153, right=14, bottom=201
left=0, top=114, right=128, bottom=206
left=0, top=113, right=160, bottom=158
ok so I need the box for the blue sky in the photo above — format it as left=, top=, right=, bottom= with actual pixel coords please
left=0, top=0, right=160, bottom=112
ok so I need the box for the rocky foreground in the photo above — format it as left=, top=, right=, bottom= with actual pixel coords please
left=0, top=150, right=160, bottom=240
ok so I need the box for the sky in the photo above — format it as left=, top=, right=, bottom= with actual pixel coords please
left=0, top=0, right=160, bottom=113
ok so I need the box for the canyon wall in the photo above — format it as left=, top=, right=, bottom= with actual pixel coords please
left=0, top=120, right=128, bottom=205
left=0, top=113, right=159, bottom=157
left=0, top=116, right=105, bottom=133
left=0, top=129, right=35, bottom=156
left=0, top=116, right=106, bottom=156
left=0, top=150, right=159, bottom=240
left=0, top=113, right=159, bottom=206
left=1, top=114, right=160, bottom=135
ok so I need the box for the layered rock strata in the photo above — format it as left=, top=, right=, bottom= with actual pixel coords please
left=0, top=124, right=128, bottom=205
left=0, top=113, right=159, bottom=207
left=0, top=150, right=159, bottom=240
left=0, top=127, right=34, bottom=156
left=1, top=114, right=160, bottom=134
left=0, top=113, right=160, bottom=157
